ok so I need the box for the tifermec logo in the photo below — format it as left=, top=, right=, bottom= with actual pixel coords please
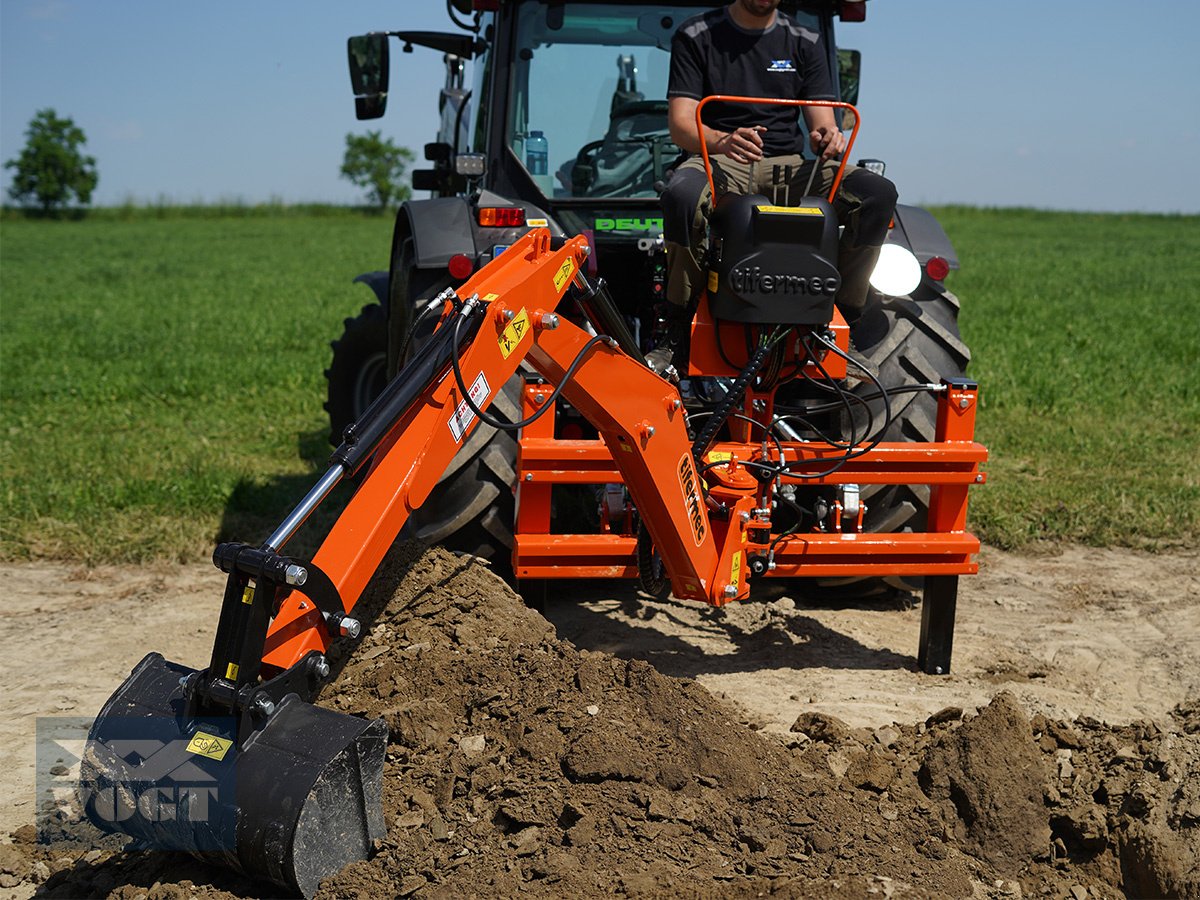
left=677, top=453, right=706, bottom=546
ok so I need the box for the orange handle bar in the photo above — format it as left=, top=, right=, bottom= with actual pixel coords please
left=695, top=95, right=861, bottom=203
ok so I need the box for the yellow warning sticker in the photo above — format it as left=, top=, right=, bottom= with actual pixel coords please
left=553, top=257, right=576, bottom=292
left=499, top=308, right=530, bottom=359
left=527, top=218, right=549, bottom=227
left=225, top=662, right=239, bottom=681
left=483, top=293, right=499, bottom=302
left=730, top=551, right=742, bottom=589
left=240, top=586, right=254, bottom=605
left=758, top=205, right=823, bottom=216
left=186, top=731, right=233, bottom=761
left=708, top=451, right=732, bottom=464
left=707, top=270, right=719, bottom=292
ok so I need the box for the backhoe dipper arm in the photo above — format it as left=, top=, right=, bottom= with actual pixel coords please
left=261, top=229, right=720, bottom=672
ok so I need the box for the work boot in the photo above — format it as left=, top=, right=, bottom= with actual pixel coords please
left=645, top=307, right=691, bottom=376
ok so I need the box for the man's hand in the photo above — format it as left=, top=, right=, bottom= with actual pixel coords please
left=717, top=125, right=767, bottom=163
left=809, top=124, right=846, bottom=160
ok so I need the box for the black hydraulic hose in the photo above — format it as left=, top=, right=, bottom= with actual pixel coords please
left=450, top=311, right=613, bottom=431
left=690, top=342, right=771, bottom=467
left=330, top=301, right=480, bottom=475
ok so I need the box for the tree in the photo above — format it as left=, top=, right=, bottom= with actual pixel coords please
left=340, top=131, right=414, bottom=212
left=4, top=109, right=99, bottom=215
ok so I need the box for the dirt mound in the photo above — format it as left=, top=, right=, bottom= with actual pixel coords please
left=6, top=545, right=1199, bottom=899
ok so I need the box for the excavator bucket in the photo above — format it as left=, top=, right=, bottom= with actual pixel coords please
left=81, top=652, right=386, bottom=898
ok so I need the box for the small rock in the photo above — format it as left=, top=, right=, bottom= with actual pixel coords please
left=11, top=825, right=36, bottom=844
left=49, top=764, right=70, bottom=776
left=31, top=861, right=50, bottom=884
left=82, top=849, right=102, bottom=864
left=398, top=875, right=426, bottom=896
left=1070, top=886, right=1088, bottom=900
left=791, top=711, right=853, bottom=744
left=429, top=815, right=449, bottom=840
left=874, top=726, right=901, bottom=748
left=585, top=705, right=599, bottom=716
left=394, top=810, right=424, bottom=829
left=459, top=734, right=487, bottom=757
left=0, top=873, right=21, bottom=888
left=926, top=706, right=963, bottom=726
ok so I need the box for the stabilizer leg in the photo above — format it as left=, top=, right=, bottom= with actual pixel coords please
left=918, top=574, right=958, bottom=675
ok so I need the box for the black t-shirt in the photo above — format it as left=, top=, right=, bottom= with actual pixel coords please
left=667, top=8, right=835, bottom=157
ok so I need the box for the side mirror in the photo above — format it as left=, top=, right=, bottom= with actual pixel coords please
left=837, top=49, right=861, bottom=107
left=348, top=34, right=390, bottom=120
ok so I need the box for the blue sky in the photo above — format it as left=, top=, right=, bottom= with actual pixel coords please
left=2, top=0, right=1198, bottom=213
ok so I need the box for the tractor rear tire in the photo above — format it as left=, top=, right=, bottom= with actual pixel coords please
left=325, top=303, right=388, bottom=447
left=810, top=287, right=972, bottom=599
left=401, top=379, right=521, bottom=565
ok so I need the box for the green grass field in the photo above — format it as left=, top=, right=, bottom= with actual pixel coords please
left=1, top=208, right=1197, bottom=563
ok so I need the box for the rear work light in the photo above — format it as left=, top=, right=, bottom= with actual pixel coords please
left=477, top=206, right=525, bottom=228
left=925, top=256, right=951, bottom=282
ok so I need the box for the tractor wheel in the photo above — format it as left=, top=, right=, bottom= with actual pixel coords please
left=402, top=379, right=521, bottom=564
left=811, top=287, right=972, bottom=599
left=324, top=303, right=388, bottom=447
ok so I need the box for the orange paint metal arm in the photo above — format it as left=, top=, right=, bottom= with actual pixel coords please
left=524, top=319, right=721, bottom=602
left=262, top=230, right=587, bottom=670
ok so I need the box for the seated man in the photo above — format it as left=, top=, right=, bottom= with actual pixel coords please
left=653, top=0, right=898, bottom=371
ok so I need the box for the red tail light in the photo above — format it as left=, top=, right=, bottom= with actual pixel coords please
left=477, top=207, right=525, bottom=228
left=925, top=256, right=950, bottom=282
left=447, top=253, right=475, bottom=281
left=839, top=0, right=866, bottom=22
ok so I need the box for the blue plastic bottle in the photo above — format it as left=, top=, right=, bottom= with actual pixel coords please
left=526, top=130, right=548, bottom=176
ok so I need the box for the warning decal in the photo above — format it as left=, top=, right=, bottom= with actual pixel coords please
left=448, top=372, right=492, bottom=443
left=186, top=731, right=233, bottom=761
left=498, top=308, right=530, bottom=359
left=553, top=257, right=576, bottom=292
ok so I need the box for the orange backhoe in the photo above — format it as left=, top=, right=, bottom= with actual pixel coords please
left=82, top=101, right=985, bottom=896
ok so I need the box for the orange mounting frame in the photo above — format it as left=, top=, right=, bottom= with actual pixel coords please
left=695, top=96, right=862, bottom=202
left=513, top=378, right=986, bottom=586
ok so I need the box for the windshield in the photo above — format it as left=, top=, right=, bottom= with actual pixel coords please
left=506, top=2, right=824, bottom=201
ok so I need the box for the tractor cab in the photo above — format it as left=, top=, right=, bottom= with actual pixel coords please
left=346, top=0, right=867, bottom=316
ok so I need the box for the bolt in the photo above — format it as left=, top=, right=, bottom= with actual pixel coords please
left=934, top=666, right=945, bottom=675
left=959, top=397, right=970, bottom=409
left=975, top=474, right=984, bottom=483
left=312, top=655, right=330, bottom=679
left=533, top=392, right=546, bottom=404
left=503, top=308, right=515, bottom=321
left=739, top=511, right=751, bottom=524
left=284, top=564, right=308, bottom=587
left=254, top=695, right=276, bottom=717
left=723, top=584, right=738, bottom=599
left=540, top=313, right=560, bottom=330
left=524, top=472, right=534, bottom=481
left=326, top=612, right=362, bottom=639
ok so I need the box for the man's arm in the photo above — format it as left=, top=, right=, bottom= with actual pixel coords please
left=802, top=103, right=846, bottom=160
left=668, top=96, right=768, bottom=164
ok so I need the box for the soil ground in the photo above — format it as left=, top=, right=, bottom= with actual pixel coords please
left=1, top=543, right=1197, bottom=898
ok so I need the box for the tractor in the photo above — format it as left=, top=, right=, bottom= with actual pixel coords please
left=328, top=0, right=973, bottom=599
left=79, top=1, right=985, bottom=895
